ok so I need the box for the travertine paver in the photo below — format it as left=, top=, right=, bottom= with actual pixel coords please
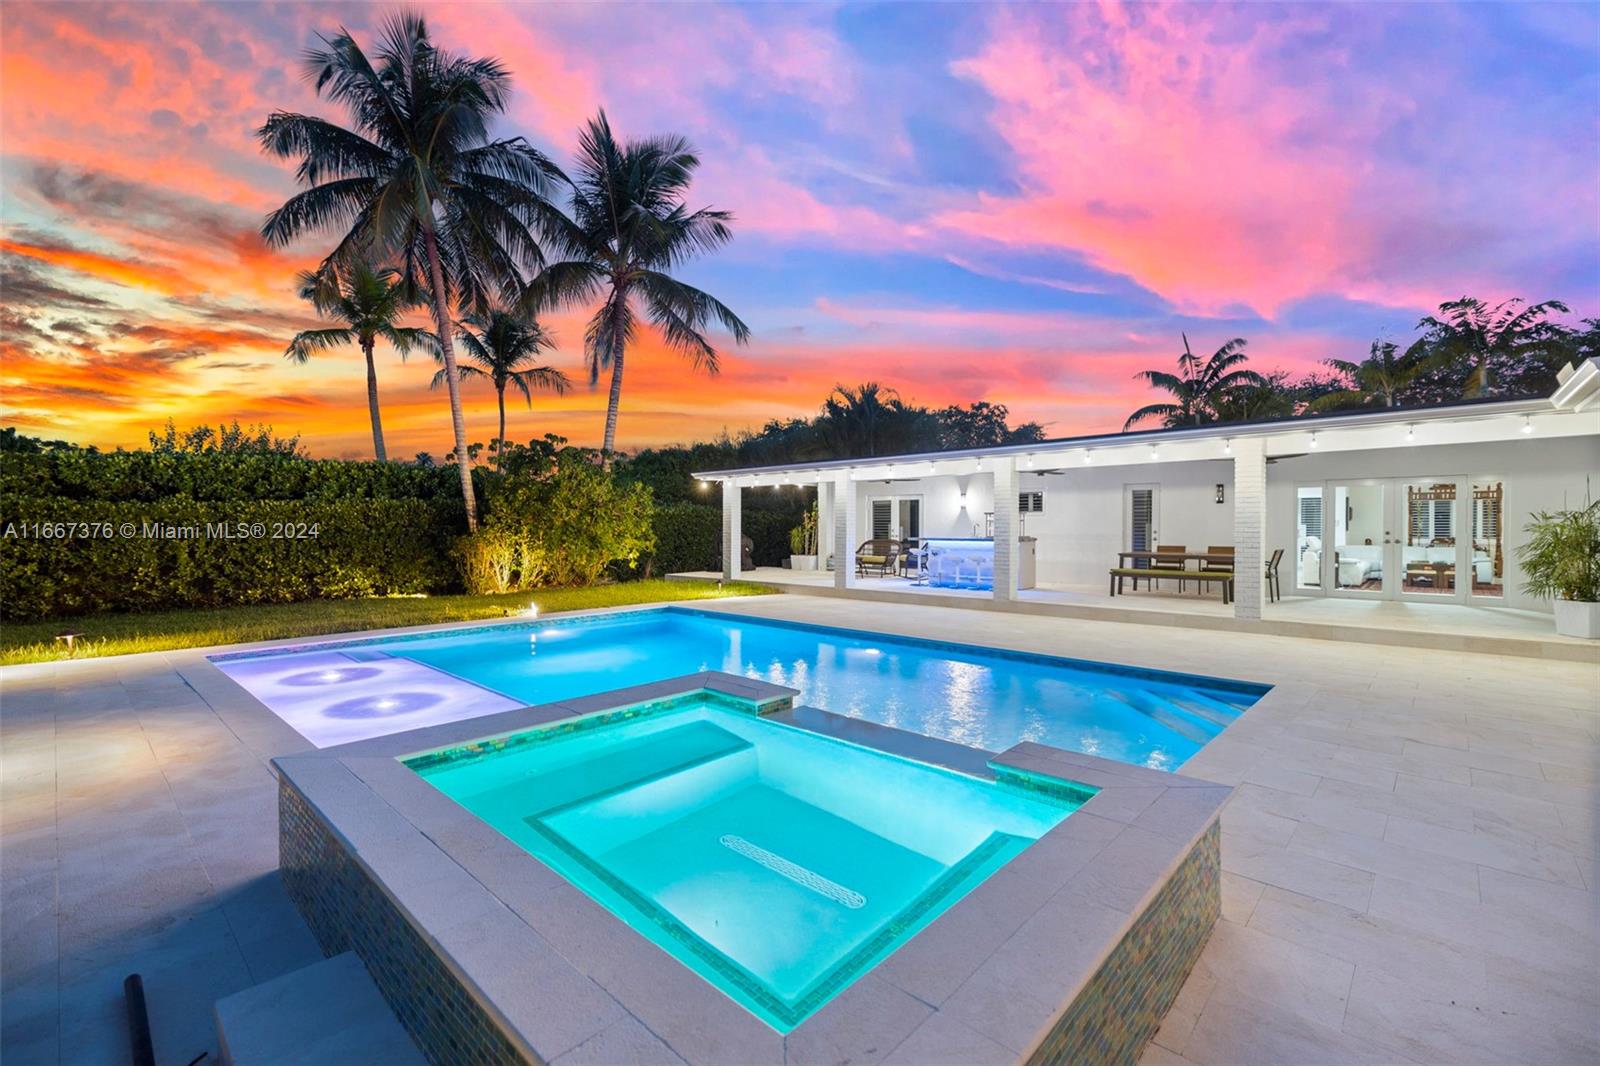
left=2, top=593, right=1596, bottom=1064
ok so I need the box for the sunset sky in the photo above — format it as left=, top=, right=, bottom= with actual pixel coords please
left=2, top=2, right=1597, bottom=459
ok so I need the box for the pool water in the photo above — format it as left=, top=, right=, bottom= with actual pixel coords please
left=215, top=607, right=1266, bottom=765
left=406, top=695, right=1084, bottom=1031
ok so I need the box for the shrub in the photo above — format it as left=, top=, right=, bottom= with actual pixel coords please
left=454, top=527, right=520, bottom=595
left=459, top=459, right=656, bottom=591
left=0, top=497, right=456, bottom=620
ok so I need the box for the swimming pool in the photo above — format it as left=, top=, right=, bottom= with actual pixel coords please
left=215, top=607, right=1267, bottom=765
left=405, top=690, right=1085, bottom=1032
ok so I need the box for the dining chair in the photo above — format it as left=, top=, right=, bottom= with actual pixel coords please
left=1265, top=547, right=1284, bottom=603
left=1151, top=544, right=1187, bottom=591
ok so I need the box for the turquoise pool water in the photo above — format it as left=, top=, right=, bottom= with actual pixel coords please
left=406, top=694, right=1085, bottom=1031
left=215, top=607, right=1267, bottom=765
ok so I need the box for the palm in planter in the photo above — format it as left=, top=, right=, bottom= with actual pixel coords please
left=788, top=504, right=819, bottom=570
left=1517, top=498, right=1600, bottom=638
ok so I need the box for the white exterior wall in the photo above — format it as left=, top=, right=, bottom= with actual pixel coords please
left=1262, top=435, right=1600, bottom=612
left=852, top=474, right=993, bottom=539
left=1018, top=461, right=1236, bottom=586
left=827, top=434, right=1596, bottom=614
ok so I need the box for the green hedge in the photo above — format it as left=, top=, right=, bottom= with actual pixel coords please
left=0, top=449, right=465, bottom=506
left=1, top=498, right=457, bottom=620
left=639, top=503, right=804, bottom=575
left=645, top=503, right=722, bottom=575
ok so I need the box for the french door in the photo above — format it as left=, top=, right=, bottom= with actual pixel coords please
left=1317, top=477, right=1473, bottom=603
left=1124, top=484, right=1159, bottom=569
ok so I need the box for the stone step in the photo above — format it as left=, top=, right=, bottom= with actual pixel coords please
left=214, top=951, right=425, bottom=1066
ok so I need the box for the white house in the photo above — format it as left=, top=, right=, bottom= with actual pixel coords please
left=692, top=362, right=1600, bottom=636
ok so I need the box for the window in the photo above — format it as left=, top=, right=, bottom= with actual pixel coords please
left=1432, top=499, right=1453, bottom=539
left=871, top=500, right=892, bottom=540
left=1019, top=491, right=1044, bottom=513
left=1298, top=494, right=1323, bottom=542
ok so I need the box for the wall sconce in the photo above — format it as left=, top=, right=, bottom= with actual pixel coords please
left=1215, top=484, right=1225, bottom=504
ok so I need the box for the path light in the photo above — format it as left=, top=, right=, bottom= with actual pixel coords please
left=1523, top=416, right=1534, bottom=434
left=522, top=603, right=540, bottom=618
left=54, top=631, right=81, bottom=654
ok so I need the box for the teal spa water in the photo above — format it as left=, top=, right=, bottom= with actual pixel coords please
left=406, top=696, right=1087, bottom=1032
left=216, top=608, right=1267, bottom=764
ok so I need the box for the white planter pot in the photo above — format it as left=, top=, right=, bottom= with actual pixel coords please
left=790, top=555, right=819, bottom=571
left=1553, top=599, right=1600, bottom=639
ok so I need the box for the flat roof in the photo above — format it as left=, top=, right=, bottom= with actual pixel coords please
left=691, top=393, right=1562, bottom=479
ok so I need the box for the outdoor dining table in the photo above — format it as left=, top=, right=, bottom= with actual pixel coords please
left=1110, top=550, right=1236, bottom=604
left=1114, top=551, right=1234, bottom=565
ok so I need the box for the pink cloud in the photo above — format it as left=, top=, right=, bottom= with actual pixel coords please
left=937, top=3, right=1590, bottom=318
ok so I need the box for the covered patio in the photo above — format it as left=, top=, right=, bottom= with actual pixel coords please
left=670, top=565, right=1596, bottom=661
left=684, top=363, right=1600, bottom=662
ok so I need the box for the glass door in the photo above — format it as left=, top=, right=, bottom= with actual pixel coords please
left=1327, top=481, right=1390, bottom=597
left=1469, top=478, right=1505, bottom=599
left=1295, top=485, right=1324, bottom=592
left=1125, top=484, right=1159, bottom=570
left=1395, top=477, right=1468, bottom=603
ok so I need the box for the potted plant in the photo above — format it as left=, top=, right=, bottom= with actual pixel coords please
left=1517, top=497, right=1600, bottom=638
left=788, top=505, right=819, bottom=571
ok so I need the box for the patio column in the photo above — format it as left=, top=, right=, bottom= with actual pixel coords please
left=832, top=471, right=857, bottom=589
left=815, top=477, right=834, bottom=573
left=721, top=478, right=742, bottom=581
left=1232, top=437, right=1267, bottom=619
left=992, top=456, right=1020, bottom=601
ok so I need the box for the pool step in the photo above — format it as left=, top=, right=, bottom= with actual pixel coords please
left=213, top=952, right=423, bottom=1066
left=526, top=719, right=753, bottom=819
left=1166, top=692, right=1241, bottom=728
left=1109, top=690, right=1216, bottom=746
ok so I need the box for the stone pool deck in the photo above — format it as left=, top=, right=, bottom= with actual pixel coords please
left=2, top=593, right=1597, bottom=1064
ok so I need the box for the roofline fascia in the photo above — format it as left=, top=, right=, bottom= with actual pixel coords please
left=690, top=396, right=1563, bottom=480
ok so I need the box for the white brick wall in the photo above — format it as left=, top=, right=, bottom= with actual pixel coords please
left=815, top=478, right=834, bottom=573
left=1232, top=438, right=1267, bottom=619
left=832, top=472, right=856, bottom=589
left=721, top=480, right=741, bottom=581
left=992, top=458, right=1020, bottom=601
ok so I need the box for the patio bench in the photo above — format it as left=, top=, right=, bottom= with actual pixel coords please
left=1110, top=567, right=1234, bottom=604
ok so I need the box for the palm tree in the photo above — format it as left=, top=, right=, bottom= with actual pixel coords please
left=1307, top=339, right=1428, bottom=413
left=1123, top=335, right=1262, bottom=429
left=433, top=310, right=569, bottom=468
left=1415, top=297, right=1571, bottom=398
left=817, top=382, right=936, bottom=457
left=531, top=111, right=749, bottom=461
left=286, top=262, right=433, bottom=461
left=258, top=13, right=566, bottom=529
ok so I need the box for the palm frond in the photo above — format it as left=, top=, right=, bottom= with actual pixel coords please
left=284, top=327, right=354, bottom=363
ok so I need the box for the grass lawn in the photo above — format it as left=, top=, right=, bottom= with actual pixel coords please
left=0, top=579, right=776, bottom=667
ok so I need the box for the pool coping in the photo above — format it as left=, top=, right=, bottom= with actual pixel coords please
left=273, top=671, right=1232, bottom=1065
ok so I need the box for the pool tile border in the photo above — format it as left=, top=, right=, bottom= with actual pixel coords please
left=273, top=671, right=1231, bottom=1065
